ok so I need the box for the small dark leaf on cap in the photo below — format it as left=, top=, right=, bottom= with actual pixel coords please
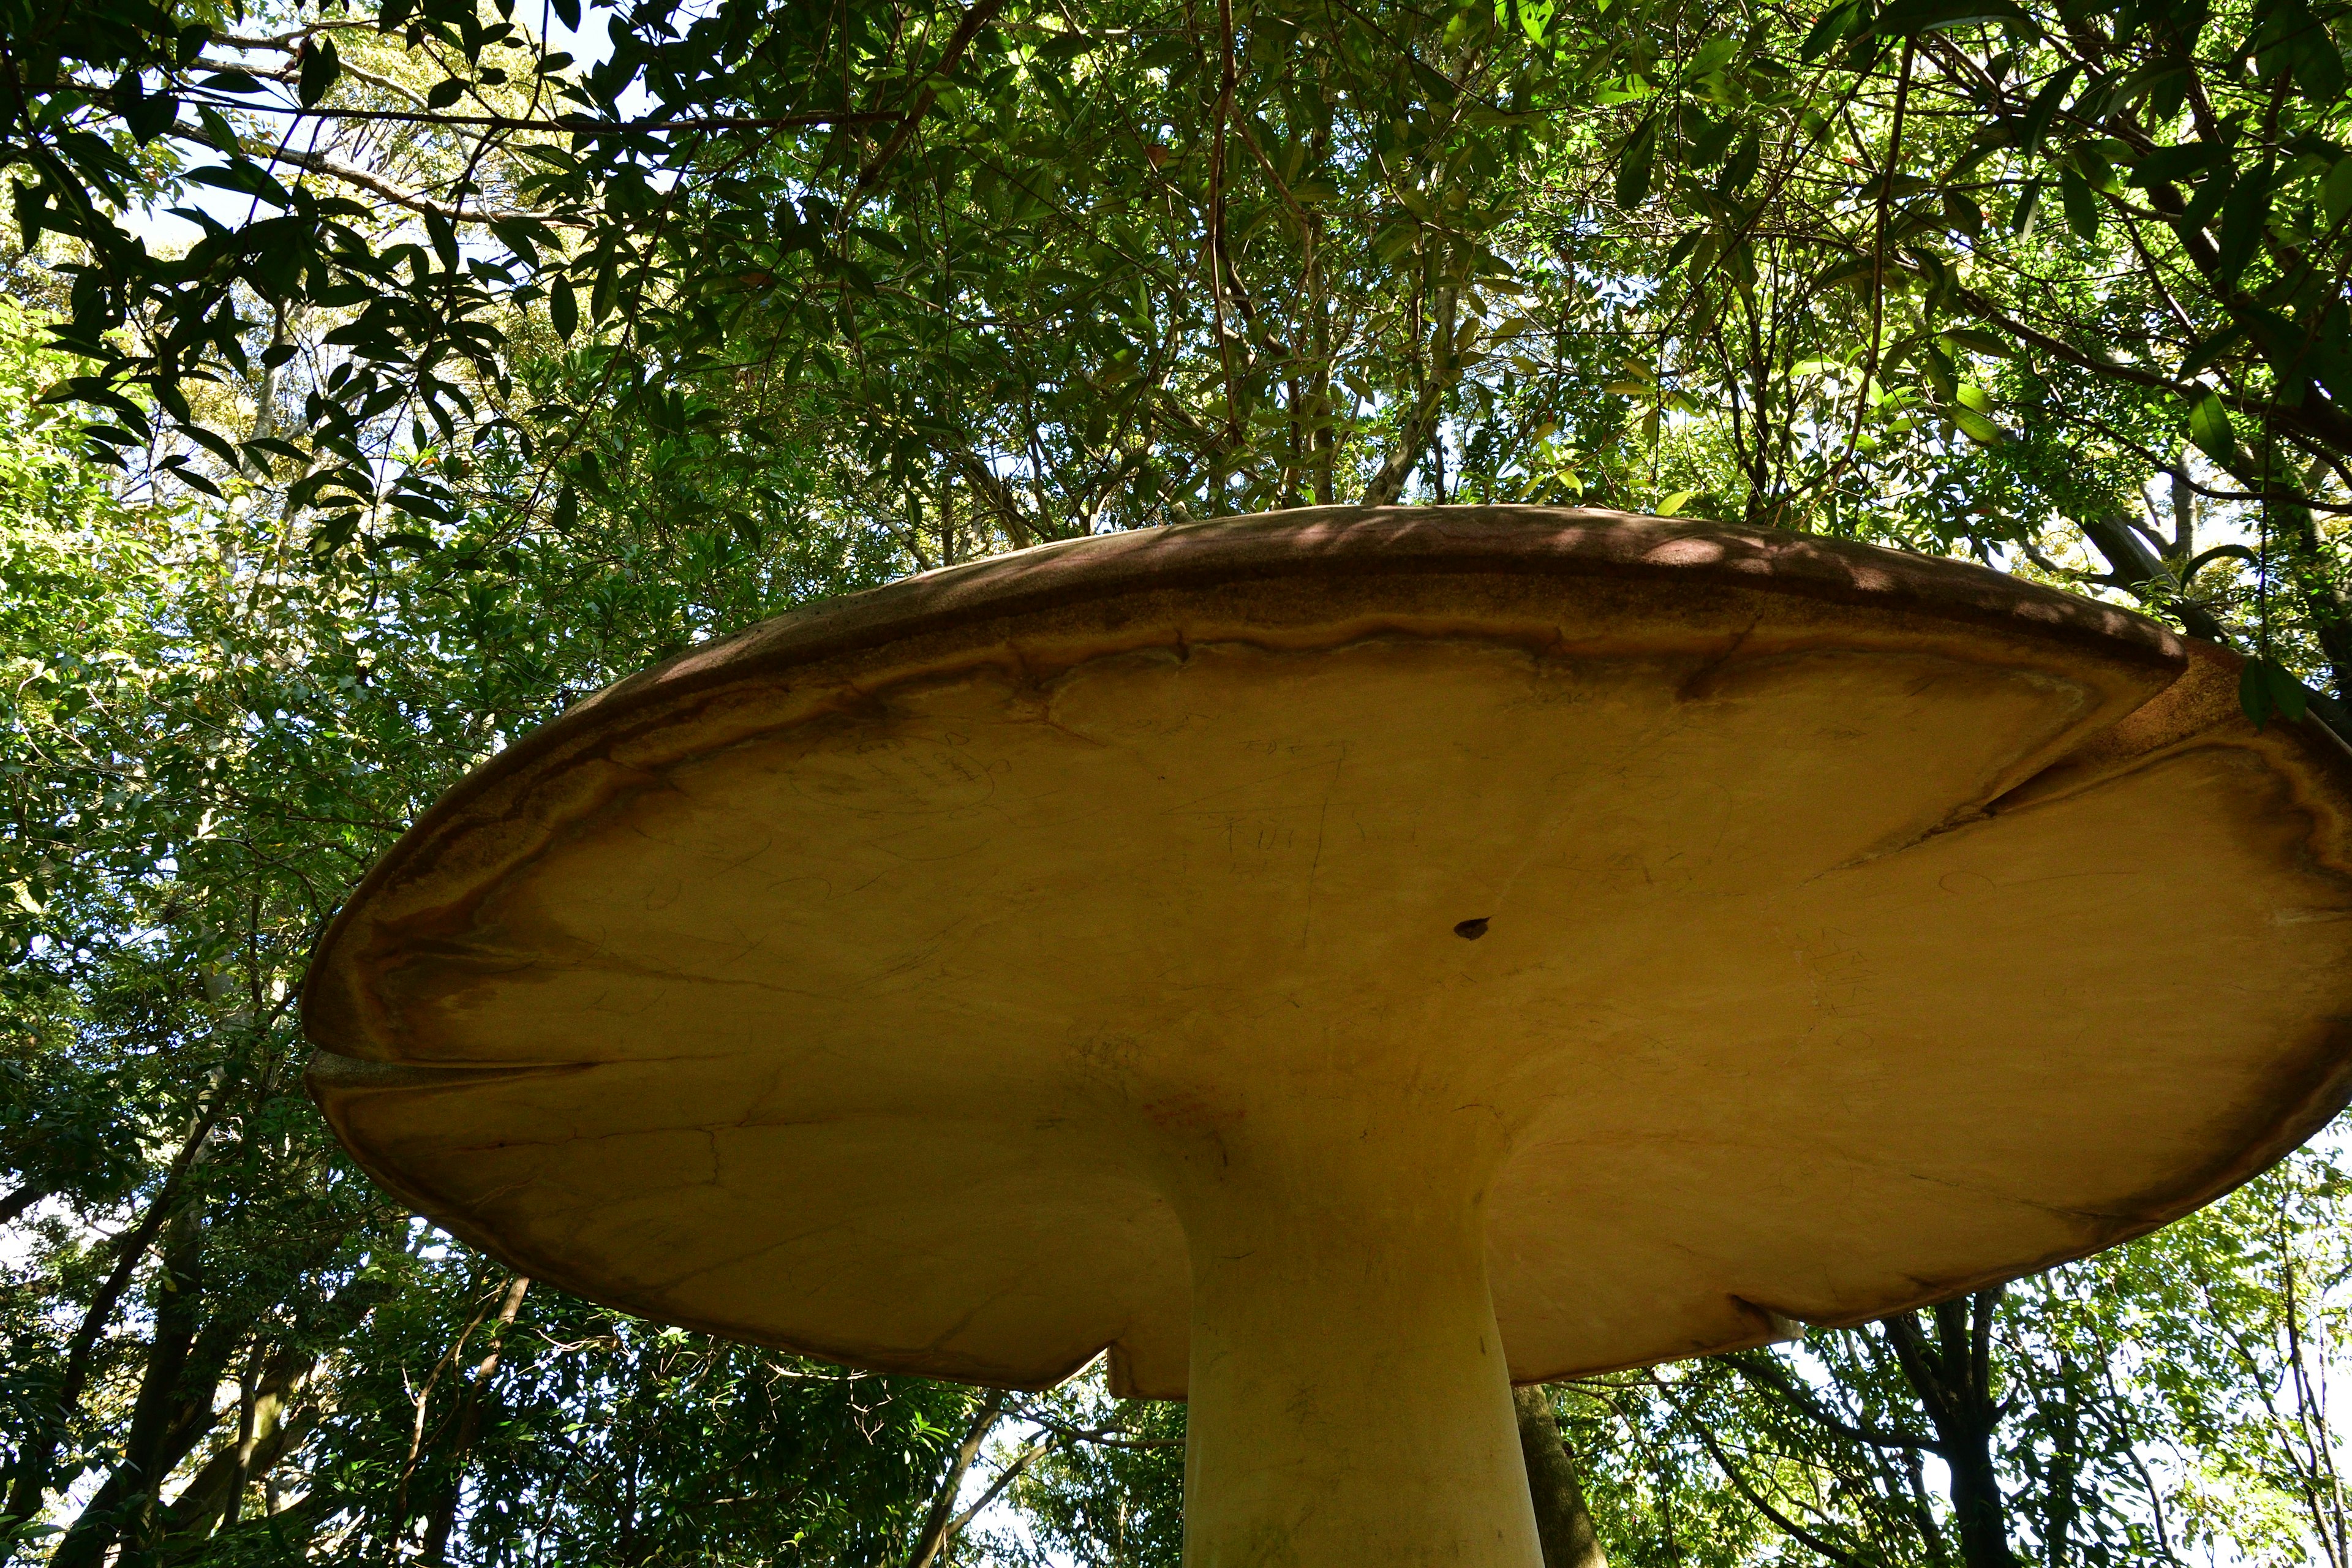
left=1453, top=918, right=1490, bottom=940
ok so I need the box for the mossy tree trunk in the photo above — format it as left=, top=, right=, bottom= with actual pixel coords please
left=1514, top=1386, right=1607, bottom=1568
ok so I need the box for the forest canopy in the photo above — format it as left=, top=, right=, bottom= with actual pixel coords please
left=5, top=0, right=2352, bottom=1566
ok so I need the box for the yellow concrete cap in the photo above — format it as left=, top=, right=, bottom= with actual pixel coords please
left=304, top=505, right=2352, bottom=1397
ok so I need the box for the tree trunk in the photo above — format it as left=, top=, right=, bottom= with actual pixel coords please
left=1947, top=1442, right=2013, bottom=1568
left=947, top=450, right=1039, bottom=548
left=46, top=1309, right=246, bottom=1568
left=51, top=1176, right=388, bottom=1568
left=2074, top=510, right=2232, bottom=646
left=0, top=1091, right=225, bottom=1536
left=1361, top=287, right=1458, bottom=506
left=0, top=1183, right=55, bottom=1228
left=2277, top=492, right=2352, bottom=705
left=143, top=1265, right=386, bottom=1561
left=1884, top=1291, right=2016, bottom=1568
left=164, top=1406, right=316, bottom=1549
left=906, top=1389, right=1008, bottom=1568
left=419, top=1274, right=531, bottom=1565
left=47, top=1208, right=213, bottom=1568
left=1514, top=1385, right=1607, bottom=1568
left=159, top=1337, right=320, bottom=1542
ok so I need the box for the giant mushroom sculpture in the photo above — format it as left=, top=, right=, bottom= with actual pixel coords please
left=307, top=507, right=2352, bottom=1568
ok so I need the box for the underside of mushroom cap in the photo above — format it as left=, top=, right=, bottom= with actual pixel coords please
left=303, top=506, right=2352, bottom=1397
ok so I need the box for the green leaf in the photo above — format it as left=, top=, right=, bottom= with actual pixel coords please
left=2241, top=658, right=2272, bottom=729
left=1943, top=191, right=1985, bottom=239
left=1506, top=0, right=1558, bottom=42
left=1801, top=0, right=1865, bottom=61
left=2310, top=300, right=2352, bottom=396
left=550, top=275, right=578, bottom=341
left=179, top=423, right=241, bottom=466
left=186, top=162, right=294, bottom=209
left=1722, top=127, right=1762, bottom=192
left=2187, top=386, right=2236, bottom=463
left=1371, top=219, right=1420, bottom=265
left=1688, top=112, right=1739, bottom=168
left=1684, top=33, right=1740, bottom=78
left=2182, top=165, right=2234, bottom=232
left=2110, top=61, right=2190, bottom=115
left=426, top=78, right=467, bottom=110
left=2293, top=26, right=2345, bottom=98
left=1937, top=327, right=2012, bottom=358
left=312, top=509, right=362, bottom=550
left=1949, top=405, right=2004, bottom=444
left=1921, top=341, right=1959, bottom=399
left=1812, top=254, right=1878, bottom=291
left=115, top=75, right=177, bottom=144
left=160, top=460, right=223, bottom=498
left=1657, top=489, right=1696, bottom=515
left=1616, top=114, right=1659, bottom=208
left=423, top=210, right=459, bottom=273
left=2272, top=665, right=2310, bottom=724
left=2240, top=657, right=2310, bottom=729
left=2215, top=160, right=2273, bottom=285
left=2016, top=65, right=2082, bottom=152
left=2324, top=156, right=2352, bottom=230
left=592, top=255, right=618, bottom=324
left=2238, top=306, right=2312, bottom=377
left=2132, top=141, right=2225, bottom=187
left=2058, top=165, right=2099, bottom=240
left=195, top=104, right=241, bottom=158
left=2011, top=178, right=2045, bottom=233
left=298, top=36, right=342, bottom=108
left=1871, top=0, right=2032, bottom=35
left=1407, top=55, right=1460, bottom=106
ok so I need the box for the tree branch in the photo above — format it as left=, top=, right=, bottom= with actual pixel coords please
left=906, top=1390, right=1008, bottom=1568
left=853, top=0, right=1012, bottom=192
left=1679, top=1404, right=1881, bottom=1568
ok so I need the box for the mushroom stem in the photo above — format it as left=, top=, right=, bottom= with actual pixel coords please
left=1167, top=1124, right=1540, bottom=1567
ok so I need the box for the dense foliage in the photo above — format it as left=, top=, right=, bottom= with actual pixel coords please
left=6, top=0, right=2352, bottom=1564
left=10, top=0, right=2352, bottom=716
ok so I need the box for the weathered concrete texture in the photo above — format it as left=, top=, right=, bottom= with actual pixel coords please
left=305, top=506, right=2352, bottom=1568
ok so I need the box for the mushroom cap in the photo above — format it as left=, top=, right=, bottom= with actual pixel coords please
left=304, top=507, right=2352, bottom=1397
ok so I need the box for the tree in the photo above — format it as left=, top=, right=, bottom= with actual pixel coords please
left=1549, top=1145, right=2352, bottom=1568
left=16, top=0, right=2346, bottom=728
left=6, top=0, right=1567, bottom=552
left=0, top=288, right=968, bottom=1566
left=1506, top=0, right=2352, bottom=721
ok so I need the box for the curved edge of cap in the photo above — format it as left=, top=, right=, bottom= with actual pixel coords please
left=573, top=505, right=2188, bottom=708
left=300, top=506, right=2201, bottom=1057
left=300, top=1052, right=1105, bottom=1391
